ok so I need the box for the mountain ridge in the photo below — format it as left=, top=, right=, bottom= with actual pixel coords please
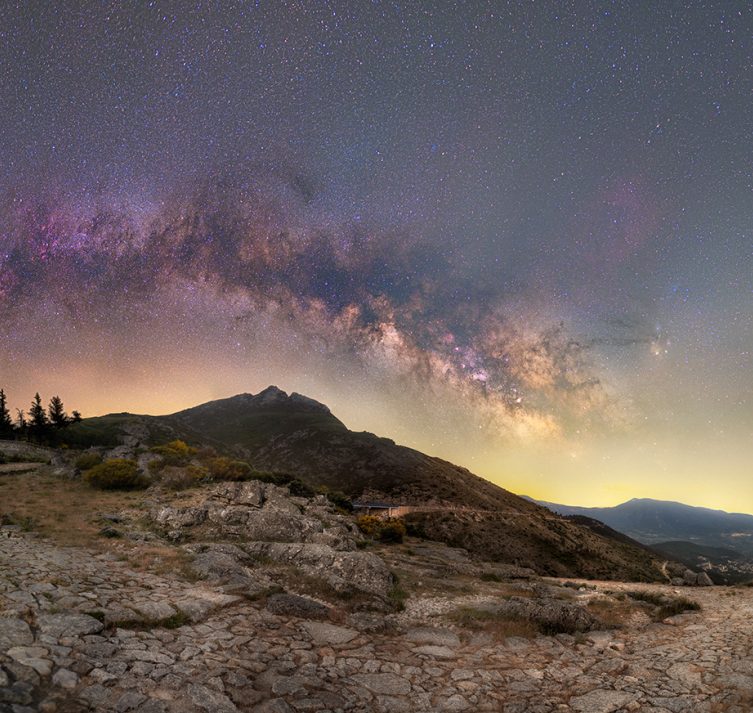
left=65, top=386, right=670, bottom=581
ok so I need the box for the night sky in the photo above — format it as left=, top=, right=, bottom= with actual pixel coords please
left=1, top=2, right=751, bottom=511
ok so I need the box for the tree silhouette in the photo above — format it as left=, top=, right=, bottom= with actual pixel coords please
left=0, top=389, right=13, bottom=438
left=48, top=396, right=68, bottom=428
left=70, top=410, right=83, bottom=423
left=15, top=409, right=27, bottom=436
left=29, top=393, right=49, bottom=441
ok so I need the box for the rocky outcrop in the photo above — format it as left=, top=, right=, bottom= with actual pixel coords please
left=493, top=596, right=597, bottom=634
left=152, top=481, right=358, bottom=549
left=0, top=439, right=54, bottom=463
left=242, top=541, right=394, bottom=598
left=148, top=482, right=394, bottom=600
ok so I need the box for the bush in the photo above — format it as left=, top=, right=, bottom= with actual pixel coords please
left=75, top=452, right=103, bottom=471
left=83, top=459, right=147, bottom=490
left=626, top=590, right=701, bottom=621
left=160, top=465, right=207, bottom=491
left=356, top=515, right=382, bottom=538
left=317, top=487, right=353, bottom=512
left=379, top=518, right=407, bottom=544
left=206, top=457, right=253, bottom=481
left=150, top=440, right=197, bottom=466
left=250, top=470, right=294, bottom=487
left=655, top=596, right=700, bottom=621
left=288, top=479, right=315, bottom=498
left=356, top=515, right=406, bottom=543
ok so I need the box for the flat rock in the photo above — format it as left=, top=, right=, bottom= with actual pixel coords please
left=413, top=644, right=457, bottom=659
left=130, top=600, right=177, bottom=621
left=350, top=673, right=412, bottom=695
left=114, top=691, right=148, bottom=712
left=405, top=627, right=460, bottom=647
left=6, top=647, right=52, bottom=676
left=52, top=668, right=79, bottom=689
left=440, top=694, right=471, bottom=711
left=174, top=591, right=241, bottom=622
left=302, top=621, right=359, bottom=645
left=666, top=662, right=701, bottom=686
left=37, top=613, right=104, bottom=638
left=186, top=683, right=239, bottom=712
left=569, top=689, right=637, bottom=713
left=0, top=618, right=33, bottom=649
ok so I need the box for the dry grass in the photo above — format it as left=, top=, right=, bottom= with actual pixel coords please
left=118, top=544, right=202, bottom=582
left=449, top=606, right=539, bottom=640
left=0, top=469, right=204, bottom=583
left=625, top=590, right=701, bottom=621
left=585, top=598, right=634, bottom=629
left=0, top=469, right=143, bottom=547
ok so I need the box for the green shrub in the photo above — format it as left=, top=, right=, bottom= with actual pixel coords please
left=288, top=479, right=315, bottom=498
left=150, top=440, right=197, bottom=466
left=356, top=514, right=382, bottom=537
left=250, top=470, right=294, bottom=486
left=356, top=515, right=406, bottom=543
left=379, top=518, right=407, bottom=544
left=627, top=590, right=701, bottom=621
left=317, top=487, right=353, bottom=512
left=160, top=465, right=207, bottom=491
left=626, top=590, right=667, bottom=606
left=83, top=459, right=147, bottom=490
left=206, top=456, right=253, bottom=481
left=75, top=452, right=103, bottom=471
left=148, top=458, right=165, bottom=475
left=655, top=596, right=700, bottom=621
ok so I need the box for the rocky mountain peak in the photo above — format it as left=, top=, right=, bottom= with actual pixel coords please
left=254, top=385, right=289, bottom=404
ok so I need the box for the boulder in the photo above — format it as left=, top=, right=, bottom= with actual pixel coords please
left=682, top=569, right=713, bottom=586
left=266, top=594, right=330, bottom=620
left=497, top=597, right=596, bottom=634
left=185, top=543, right=276, bottom=596
left=243, top=541, right=394, bottom=598
left=155, top=506, right=208, bottom=528
left=212, top=481, right=265, bottom=508
left=696, top=571, right=713, bottom=586
left=206, top=505, right=323, bottom=542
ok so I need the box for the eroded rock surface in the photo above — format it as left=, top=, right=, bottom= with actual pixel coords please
left=2, top=528, right=753, bottom=713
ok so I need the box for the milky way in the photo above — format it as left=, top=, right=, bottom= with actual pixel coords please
left=1, top=2, right=751, bottom=510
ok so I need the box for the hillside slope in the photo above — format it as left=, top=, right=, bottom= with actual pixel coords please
left=66, top=387, right=668, bottom=580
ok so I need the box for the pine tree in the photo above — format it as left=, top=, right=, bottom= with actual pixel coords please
left=0, top=389, right=13, bottom=437
left=48, top=395, right=68, bottom=428
left=15, top=409, right=26, bottom=435
left=70, top=410, right=83, bottom=423
left=29, top=393, right=48, bottom=441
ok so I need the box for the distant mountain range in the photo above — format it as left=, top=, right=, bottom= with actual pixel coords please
left=63, top=386, right=668, bottom=582
left=527, top=496, right=753, bottom=583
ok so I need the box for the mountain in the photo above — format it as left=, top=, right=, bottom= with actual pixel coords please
left=528, top=496, right=753, bottom=556
left=66, top=387, right=669, bottom=580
